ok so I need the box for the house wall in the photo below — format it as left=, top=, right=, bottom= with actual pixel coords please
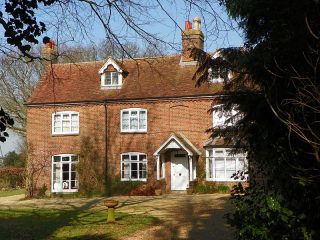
left=26, top=98, right=214, bottom=192
left=26, top=104, right=107, bottom=191
left=106, top=98, right=212, bottom=183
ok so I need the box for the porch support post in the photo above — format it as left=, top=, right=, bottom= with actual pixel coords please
left=189, top=155, right=193, bottom=181
left=156, top=155, right=160, bottom=180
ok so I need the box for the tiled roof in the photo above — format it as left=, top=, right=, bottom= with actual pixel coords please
left=27, top=55, right=222, bottom=104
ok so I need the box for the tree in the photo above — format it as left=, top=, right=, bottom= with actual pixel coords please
left=2, top=151, right=25, bottom=167
left=0, top=56, right=41, bottom=136
left=192, top=0, right=320, bottom=239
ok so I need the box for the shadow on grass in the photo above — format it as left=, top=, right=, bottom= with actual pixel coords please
left=0, top=199, right=115, bottom=240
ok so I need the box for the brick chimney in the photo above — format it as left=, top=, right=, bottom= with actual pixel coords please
left=41, top=36, right=58, bottom=63
left=181, top=17, right=204, bottom=64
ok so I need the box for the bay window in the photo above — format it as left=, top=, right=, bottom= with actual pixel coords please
left=206, top=148, right=247, bottom=181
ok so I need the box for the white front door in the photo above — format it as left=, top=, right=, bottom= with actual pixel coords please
left=171, top=152, right=189, bottom=190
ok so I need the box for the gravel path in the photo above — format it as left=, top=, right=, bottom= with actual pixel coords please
left=0, top=193, right=234, bottom=240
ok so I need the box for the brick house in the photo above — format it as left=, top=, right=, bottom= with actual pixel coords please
left=26, top=18, right=247, bottom=194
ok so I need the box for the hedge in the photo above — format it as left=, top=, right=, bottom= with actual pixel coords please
left=0, top=167, right=25, bottom=189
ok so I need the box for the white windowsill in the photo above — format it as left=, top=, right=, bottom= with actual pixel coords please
left=121, top=129, right=147, bottom=133
left=52, top=132, right=79, bottom=136
left=101, top=85, right=122, bottom=89
left=52, top=189, right=78, bottom=193
left=121, top=179, right=147, bottom=182
left=206, top=178, right=246, bottom=182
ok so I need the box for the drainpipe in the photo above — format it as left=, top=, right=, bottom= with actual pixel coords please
left=104, top=103, right=109, bottom=195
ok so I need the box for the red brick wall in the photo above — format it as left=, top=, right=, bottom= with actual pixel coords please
left=27, top=98, right=214, bottom=192
left=27, top=104, right=107, bottom=191
left=106, top=98, right=212, bottom=181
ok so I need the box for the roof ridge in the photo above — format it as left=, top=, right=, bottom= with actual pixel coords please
left=51, top=54, right=180, bottom=66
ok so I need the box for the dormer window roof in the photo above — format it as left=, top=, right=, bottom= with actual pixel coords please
left=99, top=56, right=123, bottom=89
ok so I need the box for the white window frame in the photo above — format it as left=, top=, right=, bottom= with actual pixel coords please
left=101, top=71, right=122, bottom=89
left=52, top=111, right=79, bottom=135
left=206, top=148, right=247, bottom=182
left=120, top=108, right=147, bottom=133
left=212, top=104, right=239, bottom=128
left=121, top=152, right=148, bottom=181
left=51, top=154, right=79, bottom=193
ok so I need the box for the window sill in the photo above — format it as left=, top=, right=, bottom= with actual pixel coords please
left=52, top=189, right=78, bottom=193
left=121, top=179, right=147, bottom=182
left=206, top=178, right=246, bottom=182
left=101, top=85, right=122, bottom=90
left=52, top=132, right=79, bottom=136
left=121, top=130, right=147, bottom=133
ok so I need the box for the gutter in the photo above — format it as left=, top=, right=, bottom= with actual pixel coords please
left=24, top=93, right=225, bottom=107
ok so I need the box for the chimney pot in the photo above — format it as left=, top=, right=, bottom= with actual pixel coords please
left=193, top=17, right=201, bottom=30
left=185, top=20, right=192, bottom=30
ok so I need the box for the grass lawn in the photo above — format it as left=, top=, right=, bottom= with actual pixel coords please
left=0, top=189, right=24, bottom=197
left=0, top=208, right=158, bottom=239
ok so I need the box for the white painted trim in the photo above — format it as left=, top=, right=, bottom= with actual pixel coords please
left=161, top=155, right=165, bottom=179
left=98, top=58, right=123, bottom=74
left=120, top=108, right=147, bottom=133
left=156, top=155, right=160, bottom=180
left=52, top=111, right=79, bottom=135
left=189, top=156, right=193, bottom=181
left=153, top=134, right=193, bottom=156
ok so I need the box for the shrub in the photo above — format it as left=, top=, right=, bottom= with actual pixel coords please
left=194, top=184, right=217, bottom=194
left=105, top=175, right=144, bottom=196
left=217, top=185, right=230, bottom=193
left=77, top=136, right=105, bottom=196
left=227, top=183, right=313, bottom=240
left=0, top=167, right=25, bottom=189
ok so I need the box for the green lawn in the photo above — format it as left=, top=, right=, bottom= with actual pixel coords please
left=0, top=189, right=24, bottom=197
left=0, top=208, right=158, bottom=239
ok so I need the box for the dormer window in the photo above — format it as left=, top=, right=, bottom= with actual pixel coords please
left=104, top=72, right=119, bottom=86
left=99, top=56, right=123, bottom=89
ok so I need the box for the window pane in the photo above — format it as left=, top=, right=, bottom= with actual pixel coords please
left=105, top=73, right=111, bottom=85
left=130, top=111, right=138, bottom=130
left=139, top=163, right=147, bottom=179
left=122, top=111, right=129, bottom=130
left=215, top=158, right=225, bottom=170
left=62, top=119, right=70, bottom=132
left=139, top=154, right=146, bottom=161
left=215, top=170, right=225, bottom=179
left=237, top=158, right=246, bottom=171
left=122, top=154, right=130, bottom=161
left=139, top=111, right=146, bottom=129
left=131, top=162, right=138, bottom=179
left=122, top=162, right=130, bottom=179
left=226, top=158, right=236, bottom=170
left=131, top=155, right=138, bottom=161
left=71, top=155, right=78, bottom=162
left=208, top=158, right=213, bottom=178
left=54, top=115, right=61, bottom=133
left=112, top=72, right=119, bottom=85
left=53, top=156, right=61, bottom=162
left=62, top=156, right=69, bottom=162
left=71, top=114, right=79, bottom=132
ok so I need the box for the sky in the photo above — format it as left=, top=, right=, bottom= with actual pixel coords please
left=0, top=1, right=244, bottom=155
left=0, top=130, right=21, bottom=156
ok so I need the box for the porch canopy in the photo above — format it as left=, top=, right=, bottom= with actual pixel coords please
left=153, top=133, right=201, bottom=181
